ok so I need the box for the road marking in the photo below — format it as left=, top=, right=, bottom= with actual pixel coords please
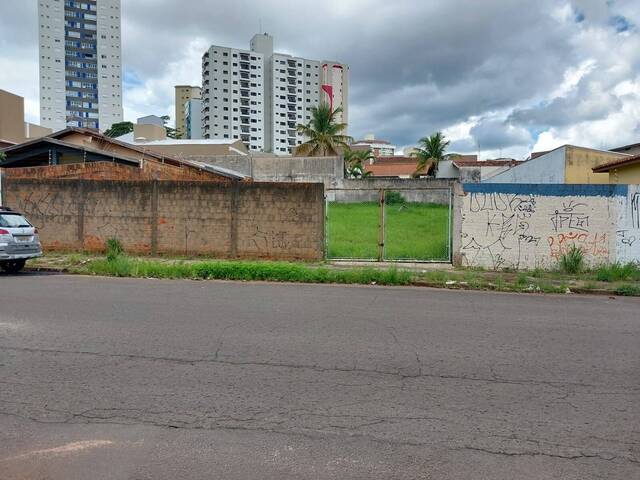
left=2, top=440, right=114, bottom=461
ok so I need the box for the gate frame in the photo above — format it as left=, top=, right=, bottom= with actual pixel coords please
left=325, top=186, right=454, bottom=263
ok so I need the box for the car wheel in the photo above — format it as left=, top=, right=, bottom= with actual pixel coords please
left=0, top=259, right=26, bottom=273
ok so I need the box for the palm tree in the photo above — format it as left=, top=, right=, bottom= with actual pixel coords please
left=411, top=132, right=450, bottom=177
left=343, top=148, right=374, bottom=178
left=295, top=104, right=353, bottom=156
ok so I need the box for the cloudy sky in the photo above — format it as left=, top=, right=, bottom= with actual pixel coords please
left=2, top=0, right=640, bottom=158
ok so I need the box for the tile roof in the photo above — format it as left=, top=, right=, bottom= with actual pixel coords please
left=592, top=154, right=640, bottom=172
left=364, top=156, right=430, bottom=176
left=452, top=159, right=523, bottom=168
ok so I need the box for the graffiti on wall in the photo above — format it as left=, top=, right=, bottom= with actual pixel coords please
left=462, top=192, right=540, bottom=269
left=461, top=191, right=612, bottom=269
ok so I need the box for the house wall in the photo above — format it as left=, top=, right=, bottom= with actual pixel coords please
left=1, top=178, right=324, bottom=260
left=459, top=183, right=638, bottom=270
left=490, top=148, right=567, bottom=183
left=607, top=163, right=640, bottom=184
left=564, top=146, right=619, bottom=184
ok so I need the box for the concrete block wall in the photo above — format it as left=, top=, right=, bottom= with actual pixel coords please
left=459, top=184, right=639, bottom=270
left=1, top=178, right=324, bottom=260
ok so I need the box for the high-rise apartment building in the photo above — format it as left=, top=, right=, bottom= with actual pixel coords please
left=174, top=85, right=201, bottom=138
left=202, top=34, right=348, bottom=154
left=184, top=98, right=203, bottom=139
left=38, top=0, right=123, bottom=132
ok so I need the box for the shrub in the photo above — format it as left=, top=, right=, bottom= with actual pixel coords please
left=105, top=238, right=125, bottom=262
left=384, top=191, right=405, bottom=206
left=559, top=245, right=584, bottom=274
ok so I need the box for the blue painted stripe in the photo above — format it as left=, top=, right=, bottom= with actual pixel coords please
left=463, top=183, right=628, bottom=197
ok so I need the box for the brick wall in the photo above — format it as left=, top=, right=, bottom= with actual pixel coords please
left=1, top=178, right=324, bottom=260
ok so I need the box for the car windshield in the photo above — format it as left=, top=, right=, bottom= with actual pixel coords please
left=0, top=213, right=32, bottom=228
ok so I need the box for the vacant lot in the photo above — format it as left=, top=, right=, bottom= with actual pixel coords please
left=326, top=201, right=450, bottom=260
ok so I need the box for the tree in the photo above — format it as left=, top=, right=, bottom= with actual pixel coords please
left=160, top=115, right=178, bottom=139
left=295, top=104, right=353, bottom=156
left=343, top=148, right=373, bottom=178
left=0, top=151, right=6, bottom=163
left=104, top=121, right=134, bottom=138
left=411, top=132, right=450, bottom=177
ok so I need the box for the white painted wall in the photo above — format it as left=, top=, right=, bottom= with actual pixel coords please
left=489, top=148, right=566, bottom=184
left=616, top=184, right=640, bottom=264
left=460, top=186, right=621, bottom=270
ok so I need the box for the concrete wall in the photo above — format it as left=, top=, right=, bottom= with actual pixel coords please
left=616, top=184, right=640, bottom=264
left=459, top=183, right=639, bottom=270
left=1, top=178, right=324, bottom=260
left=327, top=178, right=456, bottom=204
left=195, top=155, right=343, bottom=186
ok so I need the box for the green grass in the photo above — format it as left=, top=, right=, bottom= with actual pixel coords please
left=595, top=262, right=640, bottom=282
left=82, top=256, right=413, bottom=286
left=327, top=202, right=449, bottom=260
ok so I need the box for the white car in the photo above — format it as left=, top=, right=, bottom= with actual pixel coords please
left=0, top=207, right=42, bottom=273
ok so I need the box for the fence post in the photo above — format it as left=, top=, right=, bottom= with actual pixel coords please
left=378, top=189, right=385, bottom=262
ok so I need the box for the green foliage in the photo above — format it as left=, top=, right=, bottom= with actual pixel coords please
left=295, top=104, right=353, bottom=156
left=595, top=262, right=640, bottom=282
left=343, top=148, right=373, bottom=178
left=104, top=121, right=134, bottom=138
left=614, top=284, right=640, bottom=296
left=411, top=132, right=450, bottom=177
left=384, top=191, right=405, bottom=205
left=86, top=257, right=412, bottom=286
left=105, top=238, right=124, bottom=262
left=559, top=245, right=584, bottom=274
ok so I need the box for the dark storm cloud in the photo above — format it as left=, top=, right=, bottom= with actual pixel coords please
left=2, top=0, right=640, bottom=153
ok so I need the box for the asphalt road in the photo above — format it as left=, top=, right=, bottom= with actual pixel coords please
left=0, top=274, right=638, bottom=479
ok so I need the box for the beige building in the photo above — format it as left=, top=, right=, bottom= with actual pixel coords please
left=174, top=86, right=201, bottom=139
left=0, top=89, right=52, bottom=145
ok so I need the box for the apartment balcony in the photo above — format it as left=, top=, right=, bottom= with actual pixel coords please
left=239, top=62, right=250, bottom=70
left=287, top=78, right=297, bottom=86
left=240, top=126, right=250, bottom=134
left=239, top=89, right=250, bottom=97
left=287, top=95, right=296, bottom=103
left=240, top=133, right=250, bottom=142
left=240, top=53, right=249, bottom=61
left=240, top=99, right=250, bottom=106
left=287, top=68, right=296, bottom=78
left=240, top=116, right=250, bottom=125
left=240, top=108, right=250, bottom=115
left=288, top=122, right=296, bottom=129
left=203, top=60, right=209, bottom=68
left=287, top=106, right=296, bottom=112
left=203, top=79, right=209, bottom=86
left=287, top=59, right=296, bottom=67
left=287, top=86, right=296, bottom=95
left=287, top=113, right=296, bottom=120
left=240, top=73, right=249, bottom=80
left=240, top=81, right=250, bottom=89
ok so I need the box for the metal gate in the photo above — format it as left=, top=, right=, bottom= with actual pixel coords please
left=325, top=187, right=452, bottom=262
